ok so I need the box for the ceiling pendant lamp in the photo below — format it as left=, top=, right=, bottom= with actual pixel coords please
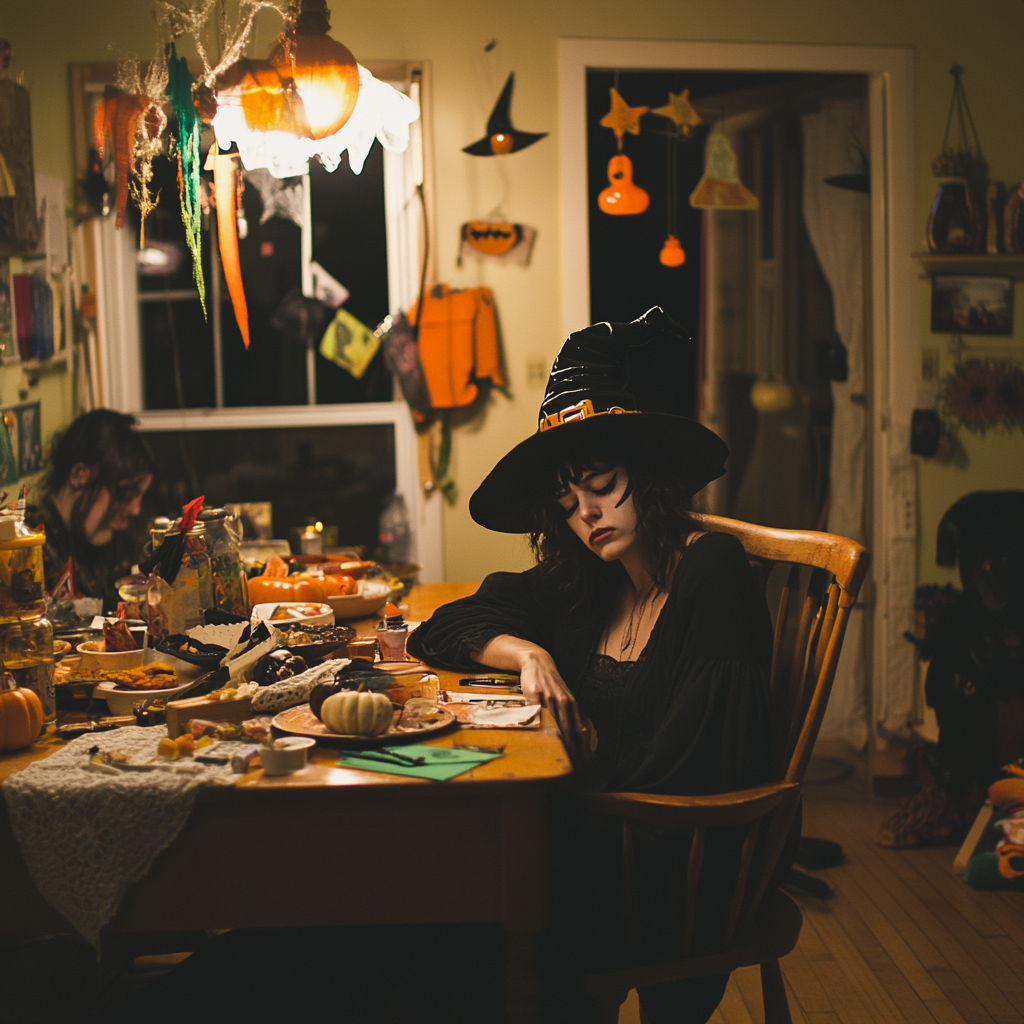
left=269, top=0, right=359, bottom=140
left=209, top=0, right=419, bottom=178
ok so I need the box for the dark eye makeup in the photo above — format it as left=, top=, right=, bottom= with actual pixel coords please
left=557, top=472, right=618, bottom=519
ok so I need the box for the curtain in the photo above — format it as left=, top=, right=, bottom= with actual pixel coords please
left=802, top=98, right=870, bottom=749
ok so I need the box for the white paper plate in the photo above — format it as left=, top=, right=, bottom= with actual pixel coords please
left=251, top=602, right=334, bottom=626
left=187, top=622, right=248, bottom=648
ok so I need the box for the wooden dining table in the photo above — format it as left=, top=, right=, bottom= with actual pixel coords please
left=0, top=583, right=573, bottom=1022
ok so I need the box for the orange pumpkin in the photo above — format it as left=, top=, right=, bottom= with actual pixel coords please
left=247, top=574, right=327, bottom=607
left=0, top=686, right=44, bottom=752
left=464, top=221, right=521, bottom=256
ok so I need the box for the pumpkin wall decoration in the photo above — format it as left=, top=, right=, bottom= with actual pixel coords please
left=0, top=685, right=44, bottom=752
left=458, top=221, right=537, bottom=266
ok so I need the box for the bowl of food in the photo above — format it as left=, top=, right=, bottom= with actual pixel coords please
left=251, top=601, right=335, bottom=626
left=76, top=640, right=146, bottom=671
left=326, top=579, right=395, bottom=620
left=91, top=650, right=204, bottom=715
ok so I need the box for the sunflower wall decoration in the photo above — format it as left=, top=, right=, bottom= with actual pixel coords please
left=942, top=359, right=1024, bottom=433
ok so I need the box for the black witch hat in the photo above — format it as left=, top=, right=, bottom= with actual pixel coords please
left=463, top=73, right=548, bottom=157
left=469, top=307, right=728, bottom=533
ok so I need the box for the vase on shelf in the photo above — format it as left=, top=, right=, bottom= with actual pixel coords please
left=927, top=178, right=979, bottom=254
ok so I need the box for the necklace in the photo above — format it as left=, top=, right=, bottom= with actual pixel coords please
left=618, top=581, right=657, bottom=660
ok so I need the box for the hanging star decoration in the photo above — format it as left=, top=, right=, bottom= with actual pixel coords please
left=650, top=89, right=702, bottom=138
left=600, top=88, right=649, bottom=149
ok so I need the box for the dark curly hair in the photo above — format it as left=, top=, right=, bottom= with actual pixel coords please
left=527, top=435, right=699, bottom=624
left=43, top=410, right=156, bottom=537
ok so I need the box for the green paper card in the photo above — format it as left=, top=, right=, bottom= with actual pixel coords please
left=337, top=744, right=502, bottom=781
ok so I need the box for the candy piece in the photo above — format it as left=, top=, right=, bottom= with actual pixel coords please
left=175, top=733, right=195, bottom=755
left=157, top=737, right=180, bottom=760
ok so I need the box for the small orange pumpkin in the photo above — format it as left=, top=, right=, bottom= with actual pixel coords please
left=0, top=686, right=44, bottom=752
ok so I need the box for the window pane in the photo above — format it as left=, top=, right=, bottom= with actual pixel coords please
left=141, top=299, right=216, bottom=409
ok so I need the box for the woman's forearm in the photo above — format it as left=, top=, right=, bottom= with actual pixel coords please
left=471, top=634, right=554, bottom=673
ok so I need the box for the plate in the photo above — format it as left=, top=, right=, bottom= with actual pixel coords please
left=326, top=580, right=395, bottom=620
left=271, top=702, right=456, bottom=747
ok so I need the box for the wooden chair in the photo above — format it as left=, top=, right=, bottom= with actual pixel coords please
left=580, top=514, right=870, bottom=1024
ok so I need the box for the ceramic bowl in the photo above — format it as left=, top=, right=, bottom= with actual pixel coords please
left=260, top=736, right=315, bottom=775
left=327, top=580, right=396, bottom=620
left=93, top=678, right=193, bottom=716
left=76, top=641, right=146, bottom=671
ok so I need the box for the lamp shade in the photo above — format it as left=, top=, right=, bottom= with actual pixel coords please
left=271, top=33, right=359, bottom=141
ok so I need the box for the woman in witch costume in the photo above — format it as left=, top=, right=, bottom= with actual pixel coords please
left=407, top=308, right=780, bottom=1023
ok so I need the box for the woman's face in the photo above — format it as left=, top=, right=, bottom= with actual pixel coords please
left=82, top=474, right=152, bottom=546
left=555, top=465, right=640, bottom=563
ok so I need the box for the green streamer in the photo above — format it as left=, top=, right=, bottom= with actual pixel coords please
left=166, top=45, right=206, bottom=316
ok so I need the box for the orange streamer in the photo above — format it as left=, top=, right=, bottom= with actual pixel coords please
left=210, top=148, right=250, bottom=349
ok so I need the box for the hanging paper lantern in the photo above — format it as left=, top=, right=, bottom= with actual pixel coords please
left=599, top=154, right=649, bottom=216
left=659, top=236, right=685, bottom=267
left=690, top=131, right=759, bottom=210
left=268, top=0, right=360, bottom=141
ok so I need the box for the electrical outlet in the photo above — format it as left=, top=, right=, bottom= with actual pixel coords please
left=526, top=358, right=548, bottom=387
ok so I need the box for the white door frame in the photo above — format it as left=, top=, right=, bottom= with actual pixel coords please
left=558, top=39, right=918, bottom=745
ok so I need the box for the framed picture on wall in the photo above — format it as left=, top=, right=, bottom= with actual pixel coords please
left=931, top=274, right=1013, bottom=335
left=0, top=400, right=42, bottom=477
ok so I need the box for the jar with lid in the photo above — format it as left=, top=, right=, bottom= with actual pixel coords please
left=0, top=515, right=46, bottom=621
left=197, top=508, right=248, bottom=616
left=1, top=611, right=55, bottom=723
left=154, top=523, right=214, bottom=615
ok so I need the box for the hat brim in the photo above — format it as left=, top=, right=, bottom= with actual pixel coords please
left=462, top=130, right=549, bottom=156
left=468, top=413, right=728, bottom=533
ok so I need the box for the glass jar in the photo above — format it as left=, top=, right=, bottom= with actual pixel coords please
left=197, top=508, right=249, bottom=616
left=0, top=517, right=46, bottom=622
left=0, top=612, right=55, bottom=722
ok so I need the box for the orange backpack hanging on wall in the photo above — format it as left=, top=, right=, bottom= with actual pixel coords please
left=408, top=285, right=505, bottom=408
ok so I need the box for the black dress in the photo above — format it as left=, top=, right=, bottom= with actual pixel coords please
left=408, top=531, right=776, bottom=796
left=409, top=533, right=781, bottom=1022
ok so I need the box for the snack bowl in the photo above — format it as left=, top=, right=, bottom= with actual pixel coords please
left=260, top=736, right=315, bottom=776
left=94, top=678, right=193, bottom=716
left=251, top=602, right=334, bottom=626
left=76, top=641, right=146, bottom=671
left=327, top=580, right=394, bottom=620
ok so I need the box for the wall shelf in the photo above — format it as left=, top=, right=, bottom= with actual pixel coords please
left=912, top=252, right=1024, bottom=280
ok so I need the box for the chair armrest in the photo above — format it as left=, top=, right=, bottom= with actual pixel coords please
left=580, top=781, right=800, bottom=828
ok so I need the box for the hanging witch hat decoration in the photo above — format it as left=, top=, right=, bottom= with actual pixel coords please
left=598, top=87, right=650, bottom=216
left=463, top=73, right=548, bottom=156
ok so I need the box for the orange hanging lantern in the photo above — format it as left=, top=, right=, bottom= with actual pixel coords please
left=659, top=236, right=685, bottom=266
left=269, top=0, right=360, bottom=141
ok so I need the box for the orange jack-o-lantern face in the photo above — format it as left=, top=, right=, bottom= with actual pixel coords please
left=465, top=221, right=521, bottom=255
left=489, top=132, right=514, bottom=155
left=598, top=154, right=649, bottom=216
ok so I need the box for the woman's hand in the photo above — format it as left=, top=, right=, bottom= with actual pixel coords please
left=472, top=636, right=585, bottom=758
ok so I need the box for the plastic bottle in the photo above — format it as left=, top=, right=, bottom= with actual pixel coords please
left=377, top=493, right=412, bottom=564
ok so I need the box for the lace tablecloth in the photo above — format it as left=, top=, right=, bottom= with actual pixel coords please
left=2, top=727, right=244, bottom=945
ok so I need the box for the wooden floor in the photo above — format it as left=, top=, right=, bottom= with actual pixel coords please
left=620, top=774, right=1024, bottom=1024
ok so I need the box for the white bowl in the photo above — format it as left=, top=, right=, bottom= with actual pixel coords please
left=94, top=678, right=193, bottom=716
left=327, top=580, right=395, bottom=620
left=260, top=736, right=315, bottom=775
left=251, top=602, right=334, bottom=626
left=76, top=641, right=145, bottom=671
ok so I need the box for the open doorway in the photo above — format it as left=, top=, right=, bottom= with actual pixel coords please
left=563, top=39, right=918, bottom=753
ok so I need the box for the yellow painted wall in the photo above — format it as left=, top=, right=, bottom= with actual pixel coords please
left=4, top=0, right=1023, bottom=581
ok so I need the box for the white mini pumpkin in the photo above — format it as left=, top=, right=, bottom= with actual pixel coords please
left=319, top=689, right=394, bottom=736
